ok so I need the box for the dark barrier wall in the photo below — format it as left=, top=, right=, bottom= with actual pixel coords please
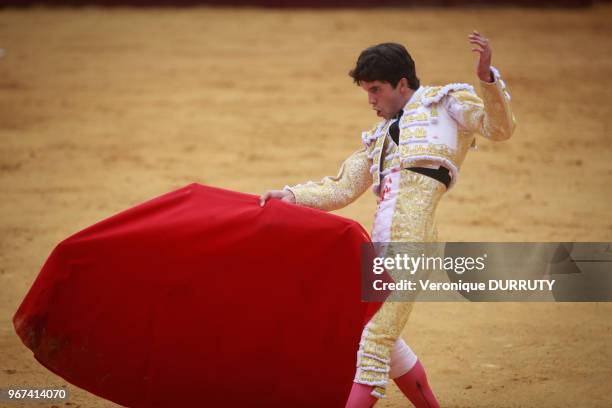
left=0, top=0, right=608, bottom=7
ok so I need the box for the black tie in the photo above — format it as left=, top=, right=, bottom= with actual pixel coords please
left=389, top=109, right=403, bottom=145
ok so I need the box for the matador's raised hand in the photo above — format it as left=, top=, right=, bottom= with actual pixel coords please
left=469, top=30, right=494, bottom=83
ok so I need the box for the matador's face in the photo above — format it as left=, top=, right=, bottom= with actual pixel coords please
left=360, top=79, right=408, bottom=121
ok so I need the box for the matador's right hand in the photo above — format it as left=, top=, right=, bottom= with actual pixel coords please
left=259, top=189, right=296, bottom=207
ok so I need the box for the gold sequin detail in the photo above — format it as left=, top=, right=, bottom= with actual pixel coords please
left=390, top=172, right=445, bottom=242
left=401, top=112, right=428, bottom=125
left=424, top=86, right=442, bottom=98
left=401, top=127, right=427, bottom=139
left=285, top=148, right=372, bottom=211
left=399, top=143, right=456, bottom=162
left=430, top=106, right=438, bottom=120
left=405, top=102, right=420, bottom=111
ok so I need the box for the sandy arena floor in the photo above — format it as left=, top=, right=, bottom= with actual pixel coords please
left=1, top=5, right=611, bottom=407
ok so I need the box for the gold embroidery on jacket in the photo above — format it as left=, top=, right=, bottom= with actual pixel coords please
left=401, top=112, right=428, bottom=125
left=401, top=127, right=427, bottom=139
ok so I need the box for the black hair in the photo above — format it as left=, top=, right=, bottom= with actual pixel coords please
left=349, top=43, right=420, bottom=90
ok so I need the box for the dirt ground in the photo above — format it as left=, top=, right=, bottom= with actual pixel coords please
left=1, top=4, right=611, bottom=408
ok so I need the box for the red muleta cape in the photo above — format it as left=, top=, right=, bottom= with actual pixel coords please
left=13, top=183, right=382, bottom=407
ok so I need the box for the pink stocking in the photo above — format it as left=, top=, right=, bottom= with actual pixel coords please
left=344, top=382, right=378, bottom=408
left=393, top=360, right=440, bottom=408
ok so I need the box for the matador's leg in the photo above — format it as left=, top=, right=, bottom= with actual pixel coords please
left=354, top=172, right=445, bottom=400
left=391, top=338, right=440, bottom=408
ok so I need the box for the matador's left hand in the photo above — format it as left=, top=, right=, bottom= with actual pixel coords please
left=469, top=30, right=493, bottom=83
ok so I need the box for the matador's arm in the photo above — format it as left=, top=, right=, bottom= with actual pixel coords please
left=444, top=67, right=516, bottom=142
left=283, top=148, right=372, bottom=212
